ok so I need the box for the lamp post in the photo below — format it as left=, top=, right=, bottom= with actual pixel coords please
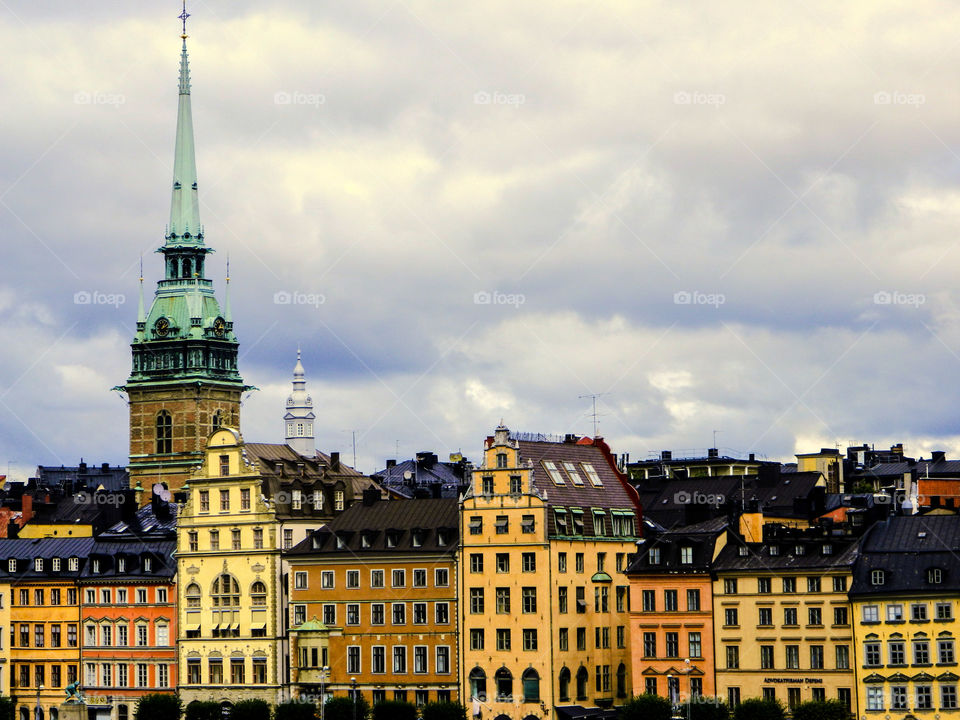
left=35, top=683, right=44, bottom=720
left=319, top=666, right=329, bottom=720
left=351, top=677, right=357, bottom=720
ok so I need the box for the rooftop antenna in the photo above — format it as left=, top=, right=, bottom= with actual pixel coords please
left=341, top=430, right=359, bottom=469
left=712, top=429, right=721, bottom=448
left=579, top=393, right=609, bottom=437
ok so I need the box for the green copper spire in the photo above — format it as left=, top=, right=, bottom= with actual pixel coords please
left=167, top=34, right=202, bottom=244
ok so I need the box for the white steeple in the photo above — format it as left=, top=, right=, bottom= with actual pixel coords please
left=284, top=347, right=316, bottom=457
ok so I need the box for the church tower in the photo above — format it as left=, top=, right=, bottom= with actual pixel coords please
left=120, top=16, right=249, bottom=494
left=284, top=349, right=316, bottom=457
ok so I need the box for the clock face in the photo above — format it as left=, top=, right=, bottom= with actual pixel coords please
left=155, top=317, right=170, bottom=337
left=213, top=317, right=226, bottom=337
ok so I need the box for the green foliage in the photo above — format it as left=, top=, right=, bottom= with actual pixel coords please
left=323, top=695, right=369, bottom=720
left=688, top=698, right=729, bottom=720
left=134, top=694, right=182, bottom=720
left=371, top=701, right=416, bottom=720
left=421, top=702, right=468, bottom=720
left=274, top=702, right=316, bottom=720
left=618, top=694, right=673, bottom=720
left=852, top=479, right=874, bottom=493
left=791, top=700, right=851, bottom=720
left=185, top=701, right=221, bottom=720
left=230, top=700, right=271, bottom=720
left=733, top=698, right=786, bottom=720
left=0, top=697, right=16, bottom=720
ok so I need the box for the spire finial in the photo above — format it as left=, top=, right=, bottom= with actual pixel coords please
left=179, top=1, right=190, bottom=39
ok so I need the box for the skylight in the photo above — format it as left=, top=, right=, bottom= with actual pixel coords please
left=582, top=463, right=603, bottom=487
left=563, top=462, right=584, bottom=485
left=542, top=461, right=565, bottom=485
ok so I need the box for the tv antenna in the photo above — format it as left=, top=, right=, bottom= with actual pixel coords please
left=578, top=393, right=609, bottom=437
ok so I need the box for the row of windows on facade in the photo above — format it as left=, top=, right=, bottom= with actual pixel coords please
left=466, top=509, right=634, bottom=538
left=723, top=686, right=852, bottom=710
left=719, top=576, right=848, bottom=595
left=468, top=663, right=627, bottom=705
left=539, top=460, right=605, bottom=487
left=293, top=601, right=451, bottom=627
left=184, top=575, right=266, bottom=609
left=286, top=422, right=312, bottom=438
left=722, top=643, right=851, bottom=670
left=862, top=601, right=955, bottom=623
left=184, top=657, right=268, bottom=685
left=863, top=636, right=957, bottom=666
left=866, top=684, right=959, bottom=711
left=714, top=605, right=849, bottom=628
left=468, top=586, right=629, bottom=615
left=9, top=620, right=167, bottom=648
left=11, top=663, right=167, bottom=689
left=5, top=556, right=157, bottom=575
left=327, top=527, right=454, bottom=551
left=870, top=567, right=948, bottom=586
left=470, top=550, right=629, bottom=575
left=467, top=625, right=628, bottom=652
left=343, top=645, right=452, bottom=675
left=305, top=567, right=450, bottom=591
left=195, top=487, right=344, bottom=513
left=367, top=690, right=452, bottom=707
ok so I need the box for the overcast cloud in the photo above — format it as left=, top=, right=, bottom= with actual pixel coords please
left=2, top=1, right=960, bottom=479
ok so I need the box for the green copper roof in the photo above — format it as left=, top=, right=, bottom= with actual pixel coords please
left=167, top=39, right=202, bottom=245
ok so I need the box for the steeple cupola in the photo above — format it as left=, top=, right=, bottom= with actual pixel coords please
left=285, top=348, right=316, bottom=457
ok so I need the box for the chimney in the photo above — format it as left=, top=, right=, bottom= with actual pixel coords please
left=661, top=450, right=672, bottom=461
left=708, top=448, right=719, bottom=459
left=21, top=495, right=33, bottom=524
left=739, top=506, right=764, bottom=543
left=386, top=459, right=397, bottom=469
left=564, top=434, right=578, bottom=444
left=748, top=453, right=755, bottom=462
left=362, top=488, right=379, bottom=506
left=330, top=452, right=341, bottom=471
left=932, top=451, right=946, bottom=463
left=79, top=461, right=87, bottom=474
left=101, top=462, right=109, bottom=472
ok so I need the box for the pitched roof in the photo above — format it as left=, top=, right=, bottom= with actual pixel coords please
left=287, top=498, right=458, bottom=556
left=0, top=537, right=96, bottom=579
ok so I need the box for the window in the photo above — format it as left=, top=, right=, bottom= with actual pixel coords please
left=809, top=607, right=822, bottom=626
left=864, top=642, right=881, bottom=666
left=67, top=624, right=77, bottom=647
left=834, top=607, right=848, bottom=625
left=689, top=631, right=702, bottom=658
left=522, top=552, right=536, bottom=572
left=833, top=576, right=846, bottom=592
left=665, top=632, right=679, bottom=657
left=785, top=645, right=800, bottom=669
left=470, top=588, right=484, bottom=614
left=470, top=629, right=484, bottom=650
left=577, top=627, right=587, bottom=651
left=912, top=603, right=928, bottom=621
left=643, top=632, right=656, bottom=657
left=219, top=489, right=230, bottom=511
left=188, top=531, right=199, bottom=551
left=209, top=530, right=219, bottom=550
left=347, top=646, right=361, bottom=674
left=413, top=568, right=427, bottom=587
left=34, top=624, right=44, bottom=647
left=687, top=588, right=701, bottom=610
left=863, top=604, right=879, bottom=622
left=496, top=553, right=509, bottom=572
left=784, top=607, right=798, bottom=626
left=51, top=589, right=60, bottom=605
left=392, top=569, right=405, bottom=588
left=231, top=529, right=241, bottom=549
left=555, top=510, right=569, bottom=535
left=435, top=568, right=449, bottom=586
left=558, top=552, right=567, bottom=573
left=559, top=628, right=569, bottom=652
left=468, top=516, right=482, bottom=535
left=136, top=663, right=149, bottom=687
left=136, top=624, right=148, bottom=647
left=810, top=645, right=824, bottom=669
left=470, top=554, right=483, bottom=573
left=481, top=477, right=494, bottom=495
left=866, top=687, right=883, bottom=711
left=871, top=569, right=885, bottom=585
left=724, top=578, right=738, bottom=594
left=156, top=411, right=172, bottom=453
left=510, top=476, right=522, bottom=494
left=649, top=547, right=661, bottom=565
left=51, top=624, right=61, bottom=647
left=725, top=608, right=738, bottom=626
left=496, top=588, right=510, bottom=614
left=370, top=569, right=384, bottom=588
left=393, top=646, right=407, bottom=673
left=726, top=645, right=739, bottom=668
left=496, top=628, right=511, bottom=651
left=914, top=639, right=930, bottom=664
left=544, top=460, right=565, bottom=484
left=495, top=516, right=508, bottom=534
left=665, top=589, right=678, bottom=611
left=756, top=577, right=771, bottom=593
left=889, top=685, right=907, bottom=710
left=240, top=487, right=250, bottom=510
left=943, top=685, right=958, bottom=710
left=680, top=546, right=693, bottom=564
left=835, top=645, right=850, bottom=669
left=807, top=577, right=820, bottom=592
left=782, top=577, right=796, bottom=593
left=572, top=511, right=585, bottom=535
left=759, top=608, right=772, bottom=626
left=392, top=603, right=406, bottom=625
left=917, top=685, right=933, bottom=710
left=642, top=590, right=655, bottom=612
left=212, top=573, right=240, bottom=607
left=230, top=659, right=244, bottom=685
left=199, top=490, right=209, bottom=512
left=522, top=668, right=540, bottom=702
left=582, top=462, right=603, bottom=486
left=345, top=570, right=360, bottom=588
left=283, top=529, right=293, bottom=548
left=940, top=638, right=956, bottom=663
left=576, top=586, right=587, bottom=613
left=320, top=571, right=334, bottom=589
left=523, top=629, right=538, bottom=650
left=522, top=587, right=537, bottom=613
left=593, top=510, right=606, bottom=536
left=761, top=645, right=774, bottom=669
left=937, top=602, right=954, bottom=620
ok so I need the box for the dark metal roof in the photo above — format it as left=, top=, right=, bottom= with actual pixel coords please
left=626, top=522, right=727, bottom=575
left=850, top=515, right=960, bottom=596
left=81, top=539, right=176, bottom=580
left=0, top=537, right=96, bottom=579
left=371, top=455, right=468, bottom=499
left=713, top=529, right=859, bottom=573
left=287, top=498, right=458, bottom=556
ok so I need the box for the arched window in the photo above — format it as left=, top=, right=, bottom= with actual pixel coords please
left=212, top=574, right=240, bottom=607
left=576, top=666, right=589, bottom=700
left=494, top=667, right=513, bottom=702
left=156, top=411, right=172, bottom=454
left=212, top=411, right=222, bottom=433
left=182, top=258, right=192, bottom=279
left=522, top=668, right=540, bottom=702
left=20, top=708, right=29, bottom=720
left=469, top=667, right=487, bottom=702
left=558, top=667, right=571, bottom=701
left=616, top=662, right=627, bottom=698
left=250, top=581, right=267, bottom=606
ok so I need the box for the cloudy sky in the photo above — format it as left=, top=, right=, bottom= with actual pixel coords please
left=2, top=0, right=960, bottom=479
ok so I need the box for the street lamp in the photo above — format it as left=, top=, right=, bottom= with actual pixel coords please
left=35, top=683, right=44, bottom=720
left=319, top=666, right=329, bottom=720
left=350, top=677, right=357, bottom=720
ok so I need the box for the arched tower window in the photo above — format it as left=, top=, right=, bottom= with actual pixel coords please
left=156, top=411, right=172, bottom=454
left=211, top=573, right=240, bottom=607
left=182, top=258, right=192, bottom=279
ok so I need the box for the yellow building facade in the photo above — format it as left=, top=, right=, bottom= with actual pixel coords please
left=459, top=426, right=639, bottom=719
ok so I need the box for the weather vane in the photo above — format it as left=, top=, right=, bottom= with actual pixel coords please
left=179, top=1, right=190, bottom=39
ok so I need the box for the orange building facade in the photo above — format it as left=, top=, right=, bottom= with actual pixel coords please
left=626, top=524, right=726, bottom=704
left=286, top=496, right=459, bottom=708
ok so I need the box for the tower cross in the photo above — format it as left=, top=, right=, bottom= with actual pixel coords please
left=179, top=1, right=190, bottom=38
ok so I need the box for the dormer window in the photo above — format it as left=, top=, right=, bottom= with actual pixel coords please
left=648, top=547, right=661, bottom=565
left=871, top=570, right=885, bottom=586
left=336, top=535, right=346, bottom=550
left=117, top=558, right=126, bottom=573
left=361, top=533, right=372, bottom=549
left=52, top=558, right=60, bottom=572
left=928, top=568, right=943, bottom=584
left=739, top=546, right=749, bottom=556
left=386, top=532, right=398, bottom=549
left=144, top=558, right=152, bottom=572
left=822, top=544, right=833, bottom=555
left=219, top=455, right=230, bottom=476
left=69, top=557, right=78, bottom=571
left=34, top=558, right=43, bottom=572
left=92, top=559, right=101, bottom=574
left=769, top=545, right=779, bottom=556
left=7, top=559, right=15, bottom=573
left=680, top=547, right=693, bottom=564
left=437, top=530, right=448, bottom=546
left=794, top=545, right=805, bottom=556
left=412, top=531, right=423, bottom=548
